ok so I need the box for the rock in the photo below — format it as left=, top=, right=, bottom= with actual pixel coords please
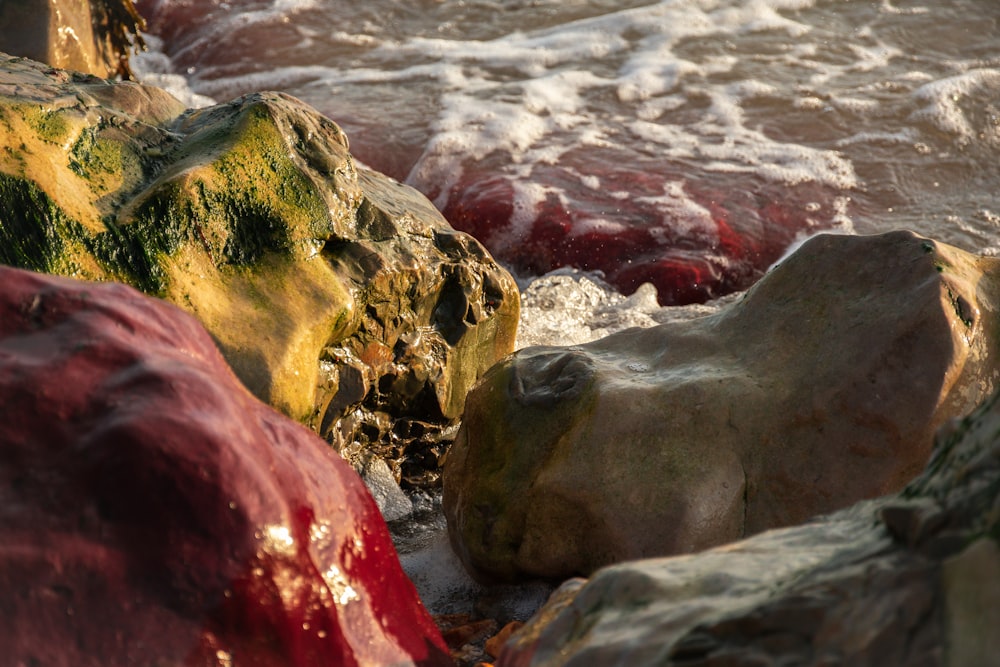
left=0, top=54, right=519, bottom=483
left=444, top=231, right=1000, bottom=581
left=495, top=381, right=1000, bottom=667
left=0, top=0, right=145, bottom=79
left=429, top=162, right=846, bottom=305
left=0, top=265, right=451, bottom=666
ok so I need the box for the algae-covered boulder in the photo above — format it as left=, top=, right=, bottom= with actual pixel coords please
left=0, top=54, right=519, bottom=481
left=444, top=231, right=1000, bottom=581
left=496, top=384, right=1000, bottom=667
left=0, top=265, right=451, bottom=666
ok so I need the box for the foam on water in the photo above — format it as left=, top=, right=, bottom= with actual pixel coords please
left=138, top=0, right=1000, bottom=293
left=147, top=1, right=852, bottom=185
left=910, top=69, right=1000, bottom=144
left=131, top=34, right=215, bottom=108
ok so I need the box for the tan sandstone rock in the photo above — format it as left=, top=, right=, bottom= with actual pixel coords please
left=0, top=54, right=519, bottom=481
left=0, top=0, right=145, bottom=79
left=444, top=230, right=1000, bottom=581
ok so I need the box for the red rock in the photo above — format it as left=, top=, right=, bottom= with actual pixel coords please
left=429, top=155, right=841, bottom=305
left=0, top=266, right=450, bottom=666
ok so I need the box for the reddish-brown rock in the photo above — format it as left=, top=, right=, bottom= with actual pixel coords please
left=0, top=266, right=450, bottom=666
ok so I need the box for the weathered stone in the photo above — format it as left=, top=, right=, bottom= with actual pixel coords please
left=0, top=0, right=145, bottom=79
left=0, top=265, right=451, bottom=666
left=495, top=380, right=1000, bottom=667
left=444, top=231, right=1000, bottom=581
left=0, top=54, right=519, bottom=481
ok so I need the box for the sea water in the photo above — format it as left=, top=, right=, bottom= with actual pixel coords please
left=135, top=0, right=1000, bottom=305
left=131, top=0, right=1000, bottom=618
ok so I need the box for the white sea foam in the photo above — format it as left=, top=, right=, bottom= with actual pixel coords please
left=146, top=0, right=1000, bottom=261
left=910, top=68, right=1000, bottom=144
left=131, top=35, right=215, bottom=108
left=635, top=181, right=717, bottom=238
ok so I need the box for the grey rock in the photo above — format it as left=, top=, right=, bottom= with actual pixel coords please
left=496, top=382, right=1000, bottom=666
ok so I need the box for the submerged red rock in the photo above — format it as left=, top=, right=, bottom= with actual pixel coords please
left=432, top=155, right=841, bottom=305
left=0, top=266, right=450, bottom=666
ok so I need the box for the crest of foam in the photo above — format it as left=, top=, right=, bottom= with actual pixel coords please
left=145, top=0, right=1000, bottom=260
left=131, top=34, right=216, bottom=108
left=910, top=69, right=1000, bottom=144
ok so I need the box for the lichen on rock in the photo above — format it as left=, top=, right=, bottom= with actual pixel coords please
left=0, top=53, right=519, bottom=484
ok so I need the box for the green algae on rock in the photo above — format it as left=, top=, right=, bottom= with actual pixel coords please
left=0, top=54, right=519, bottom=482
left=444, top=231, right=1000, bottom=582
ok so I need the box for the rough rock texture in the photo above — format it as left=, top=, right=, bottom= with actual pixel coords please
left=0, top=265, right=451, bottom=666
left=0, top=54, right=519, bottom=484
left=496, top=381, right=1000, bottom=667
left=0, top=0, right=145, bottom=79
left=444, top=231, right=1000, bottom=581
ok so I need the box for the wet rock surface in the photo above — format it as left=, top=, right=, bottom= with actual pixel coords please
left=0, top=265, right=450, bottom=666
left=444, top=231, right=1000, bottom=581
left=431, top=162, right=845, bottom=306
left=0, top=53, right=519, bottom=484
left=496, top=379, right=1000, bottom=667
left=0, top=0, right=145, bottom=79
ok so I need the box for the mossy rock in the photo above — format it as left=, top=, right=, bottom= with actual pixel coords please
left=0, top=54, right=519, bottom=480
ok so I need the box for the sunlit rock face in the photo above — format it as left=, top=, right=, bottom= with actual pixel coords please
left=444, top=231, right=1000, bottom=582
left=0, top=54, right=519, bottom=482
left=0, top=0, right=145, bottom=78
left=496, top=382, right=1000, bottom=667
left=0, top=266, right=451, bottom=667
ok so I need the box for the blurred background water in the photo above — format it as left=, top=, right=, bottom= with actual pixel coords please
left=135, top=0, right=1000, bottom=307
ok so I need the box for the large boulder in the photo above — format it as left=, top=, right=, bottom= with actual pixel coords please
left=444, top=231, right=1000, bottom=581
left=0, top=265, right=451, bottom=666
left=496, top=382, right=1000, bottom=667
left=0, top=0, right=145, bottom=79
left=0, top=53, right=519, bottom=483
